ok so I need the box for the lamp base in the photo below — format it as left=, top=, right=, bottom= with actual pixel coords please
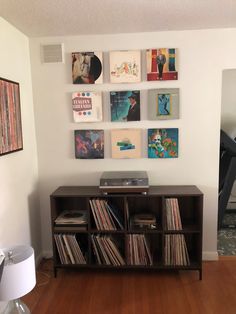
left=3, top=299, right=30, bottom=314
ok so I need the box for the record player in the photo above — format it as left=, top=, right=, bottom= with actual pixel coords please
left=99, top=171, right=149, bottom=194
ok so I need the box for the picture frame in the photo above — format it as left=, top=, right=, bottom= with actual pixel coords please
left=111, top=128, right=142, bottom=159
left=148, top=88, right=179, bottom=120
left=0, top=78, right=23, bottom=156
left=148, top=128, right=178, bottom=158
left=109, top=50, right=141, bottom=83
left=146, top=48, right=178, bottom=81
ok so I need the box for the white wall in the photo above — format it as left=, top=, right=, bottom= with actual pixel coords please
left=0, top=18, right=40, bottom=256
left=29, top=28, right=236, bottom=259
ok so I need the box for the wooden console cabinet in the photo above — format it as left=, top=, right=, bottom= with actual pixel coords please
left=50, top=185, right=203, bottom=279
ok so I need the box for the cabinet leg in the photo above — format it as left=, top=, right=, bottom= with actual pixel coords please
left=54, top=267, right=57, bottom=278
left=199, top=269, right=202, bottom=280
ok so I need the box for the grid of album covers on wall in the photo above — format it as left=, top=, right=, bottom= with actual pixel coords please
left=70, top=49, right=179, bottom=159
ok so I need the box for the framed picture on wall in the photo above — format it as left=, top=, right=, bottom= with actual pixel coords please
left=74, top=129, right=104, bottom=159
left=146, top=48, right=178, bottom=81
left=0, top=77, right=23, bottom=156
left=110, top=90, right=140, bottom=122
left=109, top=50, right=141, bottom=83
left=72, top=51, right=103, bottom=84
left=111, top=128, right=142, bottom=159
left=148, top=88, right=179, bottom=120
left=148, top=128, right=178, bottom=158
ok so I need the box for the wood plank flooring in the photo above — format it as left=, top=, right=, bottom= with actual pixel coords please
left=22, top=258, right=236, bottom=314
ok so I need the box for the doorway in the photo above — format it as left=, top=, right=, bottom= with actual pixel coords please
left=218, top=69, right=236, bottom=255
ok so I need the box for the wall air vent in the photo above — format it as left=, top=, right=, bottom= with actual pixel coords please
left=41, top=43, right=64, bottom=63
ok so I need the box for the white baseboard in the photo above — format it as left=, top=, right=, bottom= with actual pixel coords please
left=202, top=251, right=219, bottom=261
left=35, top=250, right=53, bottom=266
left=42, top=250, right=53, bottom=259
left=35, top=252, right=43, bottom=267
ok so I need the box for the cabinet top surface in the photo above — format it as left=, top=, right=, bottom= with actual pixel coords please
left=50, top=185, right=203, bottom=197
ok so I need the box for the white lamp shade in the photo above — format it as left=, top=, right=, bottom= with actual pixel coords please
left=0, top=245, right=36, bottom=301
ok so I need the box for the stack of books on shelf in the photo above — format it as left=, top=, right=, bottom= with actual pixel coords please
left=165, top=198, right=182, bottom=230
left=54, top=233, right=86, bottom=265
left=127, top=234, right=153, bottom=266
left=164, top=234, right=190, bottom=266
left=91, top=235, right=125, bottom=266
left=89, top=199, right=124, bottom=230
left=164, top=198, right=190, bottom=266
left=130, top=213, right=157, bottom=229
left=54, top=210, right=88, bottom=230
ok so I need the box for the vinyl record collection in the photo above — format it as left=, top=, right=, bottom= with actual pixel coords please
left=55, top=209, right=87, bottom=225
left=130, top=213, right=157, bottom=229
left=91, top=235, right=125, bottom=266
left=127, top=234, right=153, bottom=266
left=89, top=199, right=124, bottom=230
left=164, top=234, right=190, bottom=266
left=54, top=233, right=86, bottom=264
left=165, top=198, right=183, bottom=230
left=164, top=198, right=190, bottom=266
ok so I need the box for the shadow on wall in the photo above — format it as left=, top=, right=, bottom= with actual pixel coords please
left=28, top=185, right=41, bottom=263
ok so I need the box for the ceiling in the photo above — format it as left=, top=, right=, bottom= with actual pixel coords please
left=0, top=0, right=236, bottom=38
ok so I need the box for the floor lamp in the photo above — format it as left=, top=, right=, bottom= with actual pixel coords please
left=0, top=245, right=36, bottom=313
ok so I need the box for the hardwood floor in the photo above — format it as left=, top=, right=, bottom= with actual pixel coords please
left=22, top=258, right=236, bottom=314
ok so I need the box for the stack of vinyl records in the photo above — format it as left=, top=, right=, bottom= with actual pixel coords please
left=164, top=234, right=190, bottom=266
left=55, top=210, right=88, bottom=229
left=130, top=213, right=157, bottom=229
left=127, top=234, right=153, bottom=265
left=54, top=233, right=86, bottom=264
left=89, top=199, right=124, bottom=230
left=91, top=235, right=125, bottom=266
left=165, top=198, right=182, bottom=230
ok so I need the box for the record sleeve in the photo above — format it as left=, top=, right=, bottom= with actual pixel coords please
left=72, top=91, right=103, bottom=122
left=72, top=51, right=103, bottom=84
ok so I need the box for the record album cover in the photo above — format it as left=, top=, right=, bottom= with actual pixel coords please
left=109, top=50, right=141, bottom=83
left=72, top=51, right=103, bottom=84
left=148, top=128, right=178, bottom=158
left=74, top=129, right=104, bottom=159
left=110, top=90, right=140, bottom=122
left=146, top=48, right=178, bottom=81
left=72, top=92, right=103, bottom=122
left=111, top=128, right=141, bottom=159
left=148, top=88, right=179, bottom=120
left=55, top=210, right=87, bottom=225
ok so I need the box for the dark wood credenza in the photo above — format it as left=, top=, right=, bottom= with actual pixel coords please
left=50, top=185, right=203, bottom=279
